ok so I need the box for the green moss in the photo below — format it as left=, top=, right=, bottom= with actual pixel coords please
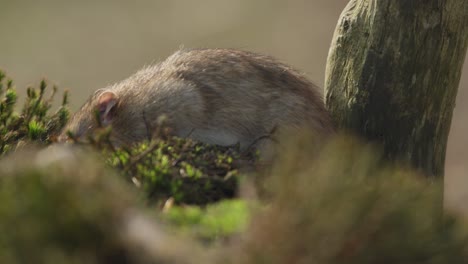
left=0, top=70, right=69, bottom=154
left=106, top=138, right=246, bottom=205
left=163, top=199, right=250, bottom=241
left=27, top=120, right=47, bottom=140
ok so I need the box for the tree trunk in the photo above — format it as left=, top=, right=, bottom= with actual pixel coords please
left=325, top=0, right=468, bottom=178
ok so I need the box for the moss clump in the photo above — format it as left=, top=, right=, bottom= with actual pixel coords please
left=107, top=138, right=248, bottom=205
left=0, top=71, right=69, bottom=154
left=0, top=147, right=140, bottom=264
left=234, top=135, right=468, bottom=264
left=163, top=199, right=250, bottom=241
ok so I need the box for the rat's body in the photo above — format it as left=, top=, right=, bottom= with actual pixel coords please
left=60, top=48, right=334, bottom=150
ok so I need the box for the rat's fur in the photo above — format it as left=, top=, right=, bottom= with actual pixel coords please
left=59, top=48, right=334, bottom=150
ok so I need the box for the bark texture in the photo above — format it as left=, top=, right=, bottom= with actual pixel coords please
left=325, top=0, right=468, bottom=177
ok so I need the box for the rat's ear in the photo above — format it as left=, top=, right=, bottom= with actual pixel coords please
left=97, top=91, right=118, bottom=126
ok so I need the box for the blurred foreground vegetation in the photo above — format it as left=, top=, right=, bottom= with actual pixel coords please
left=1, top=70, right=468, bottom=263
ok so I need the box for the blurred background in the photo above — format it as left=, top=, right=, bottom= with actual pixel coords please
left=0, top=1, right=466, bottom=212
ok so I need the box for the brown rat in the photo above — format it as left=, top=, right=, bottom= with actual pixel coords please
left=59, top=48, right=334, bottom=151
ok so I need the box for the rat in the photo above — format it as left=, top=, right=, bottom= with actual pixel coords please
left=58, top=48, right=334, bottom=152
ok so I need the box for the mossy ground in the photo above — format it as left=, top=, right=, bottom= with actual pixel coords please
left=1, top=70, right=468, bottom=263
